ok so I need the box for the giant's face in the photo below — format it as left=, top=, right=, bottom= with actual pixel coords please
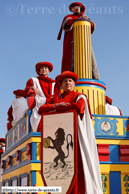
left=71, top=6, right=81, bottom=14
left=61, top=78, right=75, bottom=92
left=39, top=66, right=50, bottom=77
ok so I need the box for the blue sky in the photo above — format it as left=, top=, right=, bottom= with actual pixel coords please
left=0, top=0, right=129, bottom=138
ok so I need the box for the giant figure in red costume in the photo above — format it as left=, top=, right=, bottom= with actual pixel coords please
left=7, top=62, right=55, bottom=132
left=58, top=2, right=100, bottom=79
left=38, top=71, right=103, bottom=194
left=25, top=62, right=55, bottom=100
left=24, top=61, right=55, bottom=132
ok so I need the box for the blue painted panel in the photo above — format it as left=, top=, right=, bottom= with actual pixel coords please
left=93, top=117, right=118, bottom=136
left=31, top=171, right=36, bottom=186
left=19, top=150, right=21, bottom=162
left=96, top=136, right=129, bottom=139
left=109, top=171, right=121, bottom=194
left=93, top=114, right=129, bottom=119
left=109, top=145, right=119, bottom=162
left=28, top=110, right=32, bottom=133
left=99, top=161, right=129, bottom=164
left=32, top=143, right=37, bottom=160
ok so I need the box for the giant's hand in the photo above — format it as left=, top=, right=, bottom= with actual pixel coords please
left=30, top=86, right=44, bottom=97
left=81, top=15, right=88, bottom=19
left=0, top=143, right=5, bottom=147
left=55, top=102, right=70, bottom=108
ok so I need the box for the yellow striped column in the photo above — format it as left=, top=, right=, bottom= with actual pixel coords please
left=73, top=19, right=92, bottom=79
left=75, top=79, right=106, bottom=115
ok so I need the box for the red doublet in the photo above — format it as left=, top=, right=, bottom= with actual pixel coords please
left=25, top=76, right=54, bottom=100
left=0, top=148, right=3, bottom=156
left=39, top=91, right=86, bottom=117
left=38, top=90, right=92, bottom=121
left=58, top=13, right=95, bottom=73
left=25, top=76, right=55, bottom=131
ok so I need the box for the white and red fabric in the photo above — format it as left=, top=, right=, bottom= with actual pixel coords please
left=29, top=77, right=55, bottom=132
left=77, top=95, right=103, bottom=194
left=105, top=103, right=122, bottom=116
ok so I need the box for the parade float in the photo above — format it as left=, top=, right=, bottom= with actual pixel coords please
left=1, top=18, right=129, bottom=194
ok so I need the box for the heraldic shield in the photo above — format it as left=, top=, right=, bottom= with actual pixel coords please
left=41, top=110, right=78, bottom=194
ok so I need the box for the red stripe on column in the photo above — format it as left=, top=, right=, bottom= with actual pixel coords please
left=87, top=26, right=90, bottom=78
left=76, top=26, right=78, bottom=76
left=78, top=25, right=80, bottom=78
left=81, top=25, right=83, bottom=78
left=86, top=26, right=89, bottom=78
left=97, top=91, right=99, bottom=114
left=88, top=26, right=91, bottom=78
left=87, top=89, right=89, bottom=102
left=92, top=90, right=95, bottom=114
left=101, top=92, right=104, bottom=114
left=75, top=26, right=76, bottom=74
left=84, top=25, right=86, bottom=78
